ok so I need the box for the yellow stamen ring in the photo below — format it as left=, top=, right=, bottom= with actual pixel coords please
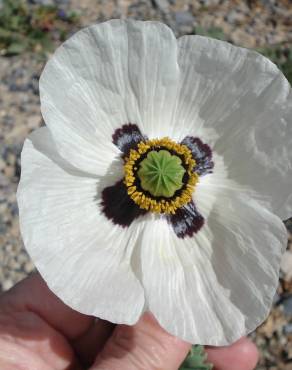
left=124, top=137, right=199, bottom=214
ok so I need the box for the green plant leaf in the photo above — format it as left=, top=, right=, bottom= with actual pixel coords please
left=0, top=27, right=13, bottom=39
left=0, top=0, right=79, bottom=56
left=6, top=40, right=27, bottom=55
left=179, top=345, right=213, bottom=370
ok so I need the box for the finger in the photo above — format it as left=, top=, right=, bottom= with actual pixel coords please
left=0, top=307, right=78, bottom=370
left=206, top=337, right=259, bottom=370
left=90, top=312, right=191, bottom=370
left=72, top=318, right=115, bottom=367
left=0, top=273, right=93, bottom=340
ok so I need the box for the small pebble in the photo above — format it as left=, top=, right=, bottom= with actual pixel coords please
left=175, top=11, right=195, bottom=26
left=283, top=323, right=292, bottom=335
left=2, top=279, right=14, bottom=291
left=153, top=0, right=169, bottom=12
left=282, top=295, right=292, bottom=316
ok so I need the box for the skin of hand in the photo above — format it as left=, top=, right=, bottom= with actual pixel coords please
left=0, top=273, right=259, bottom=370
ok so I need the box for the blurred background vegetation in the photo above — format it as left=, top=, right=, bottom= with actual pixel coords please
left=0, top=0, right=291, bottom=82
left=0, top=0, right=79, bottom=55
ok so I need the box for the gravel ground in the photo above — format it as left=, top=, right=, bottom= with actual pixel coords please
left=0, top=0, right=291, bottom=369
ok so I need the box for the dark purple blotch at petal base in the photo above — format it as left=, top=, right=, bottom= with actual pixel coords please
left=112, top=124, right=147, bottom=157
left=101, top=180, right=147, bottom=227
left=167, top=200, right=204, bottom=238
left=181, top=136, right=214, bottom=176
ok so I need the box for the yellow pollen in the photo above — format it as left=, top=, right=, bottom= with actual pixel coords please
left=123, top=137, right=199, bottom=214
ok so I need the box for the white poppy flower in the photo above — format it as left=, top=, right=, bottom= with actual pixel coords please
left=17, top=19, right=291, bottom=346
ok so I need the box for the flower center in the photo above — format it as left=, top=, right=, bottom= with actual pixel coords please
left=123, top=137, right=199, bottom=214
left=137, top=150, right=185, bottom=198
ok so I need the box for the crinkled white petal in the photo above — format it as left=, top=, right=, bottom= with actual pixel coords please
left=208, top=188, right=287, bottom=334
left=40, top=20, right=180, bottom=174
left=140, top=188, right=286, bottom=345
left=174, top=35, right=292, bottom=220
left=192, top=152, right=227, bottom=219
left=17, top=127, right=144, bottom=323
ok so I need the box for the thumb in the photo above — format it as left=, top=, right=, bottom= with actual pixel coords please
left=90, top=312, right=191, bottom=370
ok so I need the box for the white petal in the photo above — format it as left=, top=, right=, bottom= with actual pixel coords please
left=192, top=152, right=227, bottom=220
left=17, top=127, right=144, bottom=323
left=40, top=20, right=180, bottom=174
left=175, top=35, right=292, bottom=219
left=140, top=190, right=286, bottom=345
left=208, top=189, right=287, bottom=335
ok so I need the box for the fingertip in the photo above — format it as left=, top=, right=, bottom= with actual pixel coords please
left=206, top=337, right=259, bottom=370
left=91, top=312, right=191, bottom=370
left=235, top=337, right=259, bottom=367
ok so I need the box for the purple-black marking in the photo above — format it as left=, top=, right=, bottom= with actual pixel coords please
left=112, top=124, right=147, bottom=157
left=101, top=180, right=147, bottom=227
left=167, top=200, right=204, bottom=238
left=181, top=136, right=214, bottom=176
left=106, top=126, right=208, bottom=231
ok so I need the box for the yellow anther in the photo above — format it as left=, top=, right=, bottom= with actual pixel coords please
left=123, top=137, right=199, bottom=214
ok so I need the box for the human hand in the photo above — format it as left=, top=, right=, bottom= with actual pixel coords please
left=0, top=273, right=258, bottom=370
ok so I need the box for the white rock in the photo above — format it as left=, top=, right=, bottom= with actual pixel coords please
left=2, top=279, right=14, bottom=291
left=153, top=0, right=169, bottom=12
